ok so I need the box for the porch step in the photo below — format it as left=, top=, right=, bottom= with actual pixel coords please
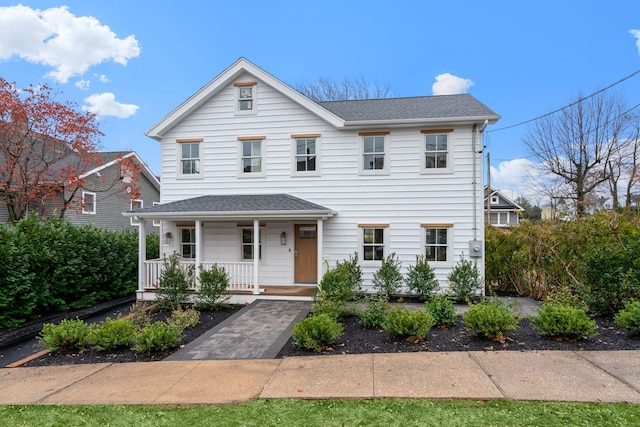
left=164, top=300, right=311, bottom=361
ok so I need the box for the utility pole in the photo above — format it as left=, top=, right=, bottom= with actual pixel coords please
left=486, top=152, right=491, bottom=224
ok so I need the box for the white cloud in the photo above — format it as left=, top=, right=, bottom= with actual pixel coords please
left=75, top=79, right=90, bottom=90
left=489, top=158, right=545, bottom=203
left=82, top=93, right=139, bottom=118
left=97, top=74, right=110, bottom=84
left=432, top=73, right=474, bottom=95
left=631, top=29, right=640, bottom=55
left=0, top=4, right=140, bottom=83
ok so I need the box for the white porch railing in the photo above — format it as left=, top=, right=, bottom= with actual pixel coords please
left=144, top=259, right=254, bottom=292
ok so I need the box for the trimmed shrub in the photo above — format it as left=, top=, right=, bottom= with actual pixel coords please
left=426, top=294, right=457, bottom=327
left=615, top=301, right=640, bottom=335
left=156, top=253, right=192, bottom=310
left=372, top=253, right=403, bottom=300
left=313, top=255, right=362, bottom=318
left=463, top=298, right=519, bottom=340
left=448, top=256, right=483, bottom=302
left=132, top=322, right=182, bottom=354
left=531, top=302, right=597, bottom=340
left=384, top=307, right=435, bottom=343
left=358, top=295, right=391, bottom=329
left=168, top=308, right=200, bottom=331
left=292, top=313, right=344, bottom=351
left=194, top=264, right=230, bottom=309
left=37, top=318, right=92, bottom=352
left=89, top=317, right=136, bottom=351
left=405, top=255, right=440, bottom=301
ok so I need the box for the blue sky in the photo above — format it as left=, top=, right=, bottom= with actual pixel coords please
left=1, top=1, right=639, bottom=202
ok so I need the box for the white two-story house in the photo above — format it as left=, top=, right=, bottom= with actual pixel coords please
left=127, top=58, right=499, bottom=302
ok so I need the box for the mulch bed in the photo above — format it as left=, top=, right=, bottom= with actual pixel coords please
left=22, top=306, right=242, bottom=367
left=20, top=305, right=640, bottom=367
left=276, top=315, right=640, bottom=357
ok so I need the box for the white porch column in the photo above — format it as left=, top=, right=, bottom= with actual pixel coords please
left=137, top=218, right=146, bottom=300
left=195, top=219, right=202, bottom=289
left=317, top=218, right=324, bottom=284
left=253, top=219, right=260, bottom=294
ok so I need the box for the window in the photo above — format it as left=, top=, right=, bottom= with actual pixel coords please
left=82, top=191, right=96, bottom=214
left=425, top=134, right=448, bottom=169
left=152, top=202, right=160, bottom=227
left=241, top=140, right=262, bottom=173
left=362, top=226, right=385, bottom=261
left=490, top=195, right=499, bottom=205
left=130, top=200, right=143, bottom=226
left=241, top=228, right=262, bottom=260
left=180, top=142, right=200, bottom=175
left=181, top=227, right=196, bottom=258
left=235, top=82, right=257, bottom=113
left=363, top=135, right=385, bottom=171
left=489, top=212, right=509, bottom=226
left=424, top=226, right=449, bottom=262
left=296, top=138, right=316, bottom=172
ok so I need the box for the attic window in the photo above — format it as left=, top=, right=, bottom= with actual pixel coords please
left=234, top=82, right=257, bottom=113
left=491, top=195, right=499, bottom=205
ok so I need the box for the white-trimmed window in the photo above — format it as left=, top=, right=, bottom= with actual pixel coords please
left=295, top=137, right=317, bottom=172
left=361, top=133, right=388, bottom=172
left=130, top=199, right=143, bottom=226
left=181, top=227, right=196, bottom=259
left=152, top=202, right=160, bottom=227
left=82, top=191, right=96, bottom=214
left=241, top=228, right=262, bottom=260
left=238, top=136, right=265, bottom=175
left=490, top=195, right=499, bottom=205
left=178, top=139, right=201, bottom=176
left=489, top=212, right=509, bottom=227
left=422, top=129, right=452, bottom=172
left=360, top=225, right=387, bottom=261
left=235, top=82, right=257, bottom=114
left=422, top=224, right=451, bottom=262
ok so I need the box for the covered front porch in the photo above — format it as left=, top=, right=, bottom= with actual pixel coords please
left=125, top=194, right=336, bottom=303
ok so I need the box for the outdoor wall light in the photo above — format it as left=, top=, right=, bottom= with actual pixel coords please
left=280, top=231, right=287, bottom=245
left=163, top=232, right=173, bottom=245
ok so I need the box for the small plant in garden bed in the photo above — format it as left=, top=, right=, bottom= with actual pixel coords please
left=384, top=306, right=435, bottom=343
left=292, top=313, right=344, bottom=351
left=530, top=302, right=597, bottom=341
left=194, top=263, right=231, bottom=309
left=405, top=255, right=439, bottom=301
left=358, top=295, right=391, bottom=329
left=38, top=318, right=93, bottom=352
left=372, top=253, right=403, bottom=301
left=448, top=256, right=483, bottom=302
left=426, top=294, right=457, bottom=327
left=463, top=298, right=519, bottom=341
left=89, top=317, right=136, bottom=351
left=615, top=301, right=640, bottom=335
left=167, top=307, right=200, bottom=332
left=132, top=321, right=183, bottom=355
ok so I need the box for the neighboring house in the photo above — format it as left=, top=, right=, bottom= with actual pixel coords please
left=65, top=151, right=160, bottom=233
left=484, top=187, right=524, bottom=227
left=126, top=58, right=499, bottom=302
left=0, top=150, right=160, bottom=233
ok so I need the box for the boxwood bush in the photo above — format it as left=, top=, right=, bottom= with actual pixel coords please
left=37, top=318, right=93, bottom=352
left=531, top=302, right=597, bottom=340
left=463, top=298, right=519, bottom=340
left=384, top=307, right=435, bottom=343
left=292, top=313, right=344, bottom=351
left=615, top=301, right=640, bottom=335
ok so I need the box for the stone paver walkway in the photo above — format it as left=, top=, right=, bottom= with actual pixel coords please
left=165, top=300, right=311, bottom=361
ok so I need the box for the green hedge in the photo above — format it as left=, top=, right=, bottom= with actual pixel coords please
left=0, top=214, right=158, bottom=328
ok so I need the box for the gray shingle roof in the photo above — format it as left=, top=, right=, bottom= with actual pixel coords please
left=131, top=194, right=333, bottom=215
left=318, top=94, right=498, bottom=122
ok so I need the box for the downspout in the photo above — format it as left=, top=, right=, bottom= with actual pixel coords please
left=472, top=120, right=489, bottom=241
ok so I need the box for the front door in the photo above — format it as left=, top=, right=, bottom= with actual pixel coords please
left=294, top=224, right=318, bottom=283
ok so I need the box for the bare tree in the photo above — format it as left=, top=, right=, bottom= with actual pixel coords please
left=294, top=77, right=395, bottom=102
left=523, top=91, right=630, bottom=217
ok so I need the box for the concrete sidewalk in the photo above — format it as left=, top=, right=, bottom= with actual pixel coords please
left=2, top=350, right=639, bottom=405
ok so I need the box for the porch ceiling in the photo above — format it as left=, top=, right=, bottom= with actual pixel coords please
left=124, top=193, right=337, bottom=221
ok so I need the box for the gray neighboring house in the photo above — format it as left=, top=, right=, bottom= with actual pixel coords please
left=65, top=151, right=160, bottom=233
left=484, top=186, right=523, bottom=227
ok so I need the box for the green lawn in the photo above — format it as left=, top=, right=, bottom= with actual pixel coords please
left=1, top=399, right=639, bottom=427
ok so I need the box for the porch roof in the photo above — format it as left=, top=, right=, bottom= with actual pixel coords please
left=124, top=193, right=337, bottom=221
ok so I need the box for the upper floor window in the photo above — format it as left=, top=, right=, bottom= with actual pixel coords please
left=177, top=138, right=202, bottom=176
left=238, top=136, right=266, bottom=175
left=490, top=195, right=499, bottom=205
left=362, top=133, right=387, bottom=172
left=82, top=191, right=96, bottom=214
left=422, top=224, right=451, bottom=262
left=296, top=138, right=316, bottom=172
left=181, top=227, right=196, bottom=258
left=234, top=82, right=257, bottom=114
left=130, top=199, right=143, bottom=226
left=360, top=224, right=387, bottom=261
left=421, top=129, right=452, bottom=172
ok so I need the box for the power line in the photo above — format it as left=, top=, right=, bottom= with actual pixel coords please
left=488, top=69, right=640, bottom=133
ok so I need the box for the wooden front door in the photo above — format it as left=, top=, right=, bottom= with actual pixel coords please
left=294, top=224, right=318, bottom=283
